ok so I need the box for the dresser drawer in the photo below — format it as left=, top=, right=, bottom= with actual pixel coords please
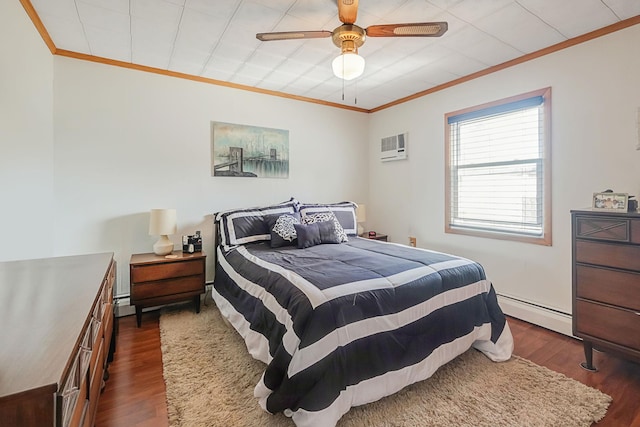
left=575, top=215, right=630, bottom=242
left=576, top=264, right=640, bottom=311
left=575, top=215, right=640, bottom=243
left=85, top=338, right=104, bottom=427
left=102, top=303, right=114, bottom=360
left=575, top=300, right=640, bottom=351
left=132, top=276, right=204, bottom=301
left=131, top=259, right=203, bottom=283
left=575, top=239, right=640, bottom=271
left=59, top=354, right=89, bottom=427
left=89, top=317, right=103, bottom=382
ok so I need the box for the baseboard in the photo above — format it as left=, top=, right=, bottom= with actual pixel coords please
left=497, top=294, right=573, bottom=337
left=115, top=297, right=136, bottom=317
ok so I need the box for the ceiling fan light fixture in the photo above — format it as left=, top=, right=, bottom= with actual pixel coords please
left=256, top=2, right=448, bottom=84
left=332, top=52, right=365, bottom=80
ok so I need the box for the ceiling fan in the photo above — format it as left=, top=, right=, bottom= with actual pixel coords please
left=256, top=0, right=448, bottom=80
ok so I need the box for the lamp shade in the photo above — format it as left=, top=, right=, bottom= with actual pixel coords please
left=356, top=204, right=367, bottom=223
left=149, top=209, right=177, bottom=235
left=149, top=209, right=177, bottom=256
left=332, top=52, right=365, bottom=80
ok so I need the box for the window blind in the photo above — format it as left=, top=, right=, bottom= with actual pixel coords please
left=447, top=93, right=548, bottom=239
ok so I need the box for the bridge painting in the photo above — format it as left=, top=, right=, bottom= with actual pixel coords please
left=211, top=121, right=289, bottom=178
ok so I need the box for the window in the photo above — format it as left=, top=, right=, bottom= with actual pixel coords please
left=445, top=88, right=551, bottom=245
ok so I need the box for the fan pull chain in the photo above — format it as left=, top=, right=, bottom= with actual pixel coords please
left=354, top=79, right=358, bottom=105
left=341, top=80, right=359, bottom=104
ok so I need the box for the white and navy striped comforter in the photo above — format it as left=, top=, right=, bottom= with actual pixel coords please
left=212, top=237, right=514, bottom=427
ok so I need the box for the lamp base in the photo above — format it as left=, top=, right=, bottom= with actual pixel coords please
left=153, top=235, right=174, bottom=256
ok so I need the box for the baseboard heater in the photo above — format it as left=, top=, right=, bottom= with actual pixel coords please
left=496, top=294, right=573, bottom=337
left=114, top=283, right=214, bottom=318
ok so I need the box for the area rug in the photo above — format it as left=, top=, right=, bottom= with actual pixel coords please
left=159, top=303, right=611, bottom=427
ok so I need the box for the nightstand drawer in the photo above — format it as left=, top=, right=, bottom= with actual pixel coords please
left=132, top=276, right=203, bottom=301
left=575, top=300, right=640, bottom=350
left=131, top=259, right=203, bottom=282
left=576, top=264, right=640, bottom=311
left=575, top=240, right=640, bottom=270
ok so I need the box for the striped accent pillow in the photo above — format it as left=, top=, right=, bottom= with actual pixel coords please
left=299, top=201, right=358, bottom=236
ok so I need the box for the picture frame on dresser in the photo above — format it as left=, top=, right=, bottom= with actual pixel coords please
left=592, top=192, right=628, bottom=212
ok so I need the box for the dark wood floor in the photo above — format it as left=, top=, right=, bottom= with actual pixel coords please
left=96, top=310, right=640, bottom=427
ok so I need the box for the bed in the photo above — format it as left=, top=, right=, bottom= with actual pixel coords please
left=212, top=199, right=514, bottom=427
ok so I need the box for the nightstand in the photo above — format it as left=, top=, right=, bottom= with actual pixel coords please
left=130, top=251, right=206, bottom=327
left=361, top=233, right=388, bottom=242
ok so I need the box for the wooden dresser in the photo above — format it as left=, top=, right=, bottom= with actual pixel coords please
left=571, top=209, right=640, bottom=371
left=0, top=253, right=116, bottom=427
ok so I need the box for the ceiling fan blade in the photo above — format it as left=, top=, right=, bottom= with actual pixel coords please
left=338, top=0, right=358, bottom=25
left=256, top=30, right=332, bottom=41
left=366, top=22, right=448, bottom=37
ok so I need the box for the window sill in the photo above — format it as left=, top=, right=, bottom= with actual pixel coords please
left=445, top=225, right=552, bottom=246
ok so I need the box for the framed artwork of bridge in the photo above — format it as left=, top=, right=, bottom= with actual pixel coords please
left=211, top=121, right=289, bottom=178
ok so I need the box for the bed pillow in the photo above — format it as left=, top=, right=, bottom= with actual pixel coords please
left=301, top=212, right=348, bottom=242
left=298, top=201, right=358, bottom=236
left=294, top=220, right=342, bottom=249
left=264, top=213, right=301, bottom=248
left=215, top=198, right=297, bottom=246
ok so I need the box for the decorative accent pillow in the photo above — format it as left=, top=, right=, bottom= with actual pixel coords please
left=294, top=220, right=342, bottom=249
left=301, top=212, right=348, bottom=242
left=264, top=213, right=301, bottom=248
left=298, top=201, right=358, bottom=236
left=215, top=198, right=298, bottom=247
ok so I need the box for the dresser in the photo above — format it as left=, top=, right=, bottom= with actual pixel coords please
left=130, top=251, right=206, bottom=327
left=571, top=209, right=640, bottom=371
left=0, top=253, right=116, bottom=427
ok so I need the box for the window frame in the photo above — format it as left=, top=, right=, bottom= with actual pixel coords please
left=444, top=87, right=552, bottom=246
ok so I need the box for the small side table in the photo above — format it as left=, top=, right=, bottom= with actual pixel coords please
left=130, top=251, right=206, bottom=327
left=361, top=233, right=388, bottom=242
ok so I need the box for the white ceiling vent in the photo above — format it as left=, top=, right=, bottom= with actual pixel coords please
left=380, top=132, right=408, bottom=162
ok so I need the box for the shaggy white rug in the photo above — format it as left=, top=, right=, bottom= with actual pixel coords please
left=160, top=303, right=611, bottom=427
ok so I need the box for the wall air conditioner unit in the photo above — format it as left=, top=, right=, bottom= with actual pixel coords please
left=380, top=132, right=408, bottom=162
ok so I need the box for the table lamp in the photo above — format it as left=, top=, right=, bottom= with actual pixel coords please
left=149, top=209, right=177, bottom=255
left=356, top=204, right=366, bottom=236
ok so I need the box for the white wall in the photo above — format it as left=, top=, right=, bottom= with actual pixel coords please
left=0, top=1, right=54, bottom=259
left=51, top=57, right=369, bottom=292
left=368, top=24, right=640, bottom=332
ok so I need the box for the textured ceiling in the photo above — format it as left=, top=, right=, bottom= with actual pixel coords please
left=27, top=0, right=640, bottom=111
